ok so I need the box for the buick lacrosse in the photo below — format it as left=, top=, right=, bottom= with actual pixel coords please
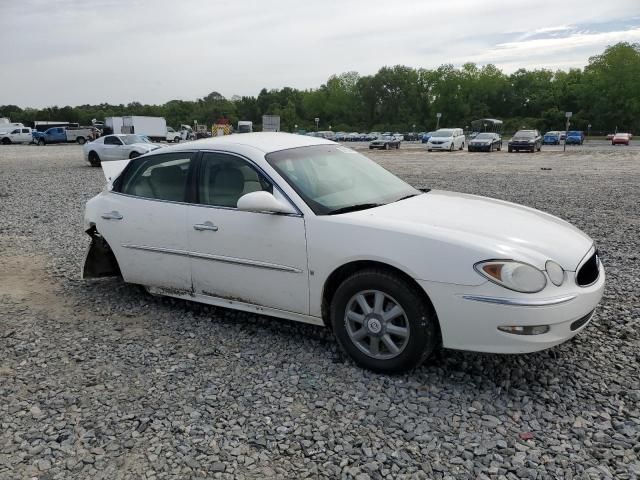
left=83, top=133, right=605, bottom=372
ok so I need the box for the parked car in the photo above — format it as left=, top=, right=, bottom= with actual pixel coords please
left=421, top=132, right=434, bottom=143
left=83, top=134, right=163, bottom=167
left=425, top=128, right=465, bottom=151
left=32, top=127, right=94, bottom=145
left=611, top=133, right=631, bottom=145
left=0, top=127, right=33, bottom=145
left=606, top=133, right=615, bottom=140
left=82, top=133, right=604, bottom=373
left=508, top=130, right=542, bottom=152
left=166, top=127, right=182, bottom=143
left=467, top=133, right=502, bottom=152
left=565, top=131, right=585, bottom=145
left=543, top=131, right=562, bottom=145
left=369, top=135, right=400, bottom=150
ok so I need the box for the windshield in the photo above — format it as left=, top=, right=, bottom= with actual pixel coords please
left=513, top=131, right=535, bottom=139
left=376, top=135, right=393, bottom=141
left=266, top=145, right=419, bottom=215
left=475, top=133, right=494, bottom=139
left=431, top=130, right=454, bottom=138
left=122, top=134, right=151, bottom=145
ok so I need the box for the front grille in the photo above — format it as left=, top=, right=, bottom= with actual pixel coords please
left=576, top=250, right=599, bottom=286
left=570, top=309, right=595, bottom=331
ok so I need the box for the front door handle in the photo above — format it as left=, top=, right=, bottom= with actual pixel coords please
left=193, top=221, right=218, bottom=232
left=101, top=211, right=123, bottom=220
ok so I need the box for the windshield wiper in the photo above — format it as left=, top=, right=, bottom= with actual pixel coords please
left=327, top=203, right=383, bottom=215
left=394, top=193, right=420, bottom=202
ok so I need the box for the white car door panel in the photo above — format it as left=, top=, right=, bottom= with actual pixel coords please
left=187, top=151, right=309, bottom=315
left=188, top=207, right=308, bottom=314
left=95, top=152, right=194, bottom=290
left=96, top=195, right=191, bottom=290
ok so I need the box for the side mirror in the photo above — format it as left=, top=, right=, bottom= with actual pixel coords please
left=237, top=191, right=297, bottom=215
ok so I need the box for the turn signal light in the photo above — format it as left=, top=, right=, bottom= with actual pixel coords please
left=498, top=325, right=550, bottom=335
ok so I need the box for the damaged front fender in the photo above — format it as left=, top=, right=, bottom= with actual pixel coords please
left=82, top=226, right=121, bottom=279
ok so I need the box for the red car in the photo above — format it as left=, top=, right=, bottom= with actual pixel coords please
left=612, top=133, right=631, bottom=145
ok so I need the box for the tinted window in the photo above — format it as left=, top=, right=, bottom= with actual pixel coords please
left=22, top=129, right=29, bottom=133
left=120, top=153, right=193, bottom=202
left=104, top=136, right=123, bottom=145
left=198, top=152, right=272, bottom=208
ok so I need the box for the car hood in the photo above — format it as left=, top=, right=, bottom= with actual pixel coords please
left=341, top=191, right=593, bottom=271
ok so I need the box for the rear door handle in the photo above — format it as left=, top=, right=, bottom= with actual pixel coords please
left=101, top=211, right=123, bottom=220
left=193, top=221, right=218, bottom=232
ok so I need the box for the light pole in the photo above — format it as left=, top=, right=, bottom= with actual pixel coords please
left=314, top=117, right=319, bottom=131
left=564, top=111, right=572, bottom=152
left=436, top=113, right=442, bottom=130
left=294, top=124, right=298, bottom=134
left=587, top=123, right=591, bottom=140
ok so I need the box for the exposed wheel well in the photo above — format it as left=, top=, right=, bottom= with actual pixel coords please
left=83, top=225, right=122, bottom=279
left=321, top=260, right=440, bottom=335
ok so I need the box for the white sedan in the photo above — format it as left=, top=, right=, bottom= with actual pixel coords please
left=83, top=134, right=163, bottom=167
left=83, top=133, right=605, bottom=372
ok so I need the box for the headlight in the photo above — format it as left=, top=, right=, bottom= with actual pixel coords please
left=474, top=260, right=547, bottom=293
left=545, top=260, right=564, bottom=286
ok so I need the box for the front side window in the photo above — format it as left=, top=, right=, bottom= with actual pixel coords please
left=198, top=152, right=272, bottom=208
left=266, top=145, right=418, bottom=215
left=119, top=153, right=193, bottom=202
left=104, top=136, right=123, bottom=146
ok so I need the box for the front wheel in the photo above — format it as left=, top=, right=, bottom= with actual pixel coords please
left=384, top=143, right=390, bottom=150
left=37, top=139, right=45, bottom=146
left=129, top=151, right=141, bottom=159
left=174, top=137, right=180, bottom=143
left=459, top=142, right=464, bottom=150
left=449, top=143, right=454, bottom=152
left=330, top=269, right=439, bottom=373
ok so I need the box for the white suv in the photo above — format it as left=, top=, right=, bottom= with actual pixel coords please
left=426, top=128, right=465, bottom=151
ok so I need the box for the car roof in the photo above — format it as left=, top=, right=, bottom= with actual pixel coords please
left=161, top=132, right=334, bottom=154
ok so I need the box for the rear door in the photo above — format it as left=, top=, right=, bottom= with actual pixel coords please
left=95, top=152, right=196, bottom=291
left=186, top=151, right=309, bottom=314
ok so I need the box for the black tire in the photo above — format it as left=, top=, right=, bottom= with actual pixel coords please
left=369, top=146, right=374, bottom=150
left=129, top=151, right=141, bottom=159
left=489, top=143, right=493, bottom=152
left=330, top=269, right=439, bottom=373
left=1, top=137, right=11, bottom=145
left=427, top=149, right=432, bottom=152
left=449, top=142, right=454, bottom=152
left=396, top=143, right=400, bottom=149
left=174, top=137, right=180, bottom=143
left=460, top=142, right=464, bottom=150
left=37, top=138, right=45, bottom=146
left=88, top=151, right=100, bottom=167
left=77, top=137, right=86, bottom=145
left=508, top=146, right=513, bottom=152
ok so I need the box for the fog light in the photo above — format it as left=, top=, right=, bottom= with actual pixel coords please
left=498, top=325, right=550, bottom=335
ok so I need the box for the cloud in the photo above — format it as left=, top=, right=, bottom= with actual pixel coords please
left=0, top=0, right=639, bottom=107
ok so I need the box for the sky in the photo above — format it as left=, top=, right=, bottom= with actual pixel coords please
left=1, top=0, right=639, bottom=108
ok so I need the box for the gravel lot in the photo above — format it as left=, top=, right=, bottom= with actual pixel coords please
left=1, top=141, right=639, bottom=479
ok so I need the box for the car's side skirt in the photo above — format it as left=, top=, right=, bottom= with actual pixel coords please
left=147, top=286, right=325, bottom=327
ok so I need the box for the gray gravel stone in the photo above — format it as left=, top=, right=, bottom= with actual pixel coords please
left=0, top=142, right=638, bottom=478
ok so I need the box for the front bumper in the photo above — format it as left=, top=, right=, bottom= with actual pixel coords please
left=418, top=261, right=605, bottom=353
left=468, top=144, right=491, bottom=151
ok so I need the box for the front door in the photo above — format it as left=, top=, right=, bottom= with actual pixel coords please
left=187, top=151, right=309, bottom=315
left=102, top=135, right=124, bottom=160
left=96, top=152, right=195, bottom=291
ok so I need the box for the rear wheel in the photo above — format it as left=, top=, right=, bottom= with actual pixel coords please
left=88, top=151, right=100, bottom=167
left=330, top=269, right=439, bottom=373
left=77, top=137, right=86, bottom=145
left=37, top=138, right=45, bottom=146
left=174, top=137, right=180, bottom=143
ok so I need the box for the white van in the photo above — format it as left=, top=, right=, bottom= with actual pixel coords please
left=426, top=128, right=465, bottom=151
left=0, top=127, right=33, bottom=145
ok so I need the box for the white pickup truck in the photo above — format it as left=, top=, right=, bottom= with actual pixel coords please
left=0, top=127, right=34, bottom=145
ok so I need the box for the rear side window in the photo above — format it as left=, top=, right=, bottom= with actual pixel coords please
left=119, top=153, right=193, bottom=202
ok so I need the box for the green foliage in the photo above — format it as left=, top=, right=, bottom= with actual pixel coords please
left=2, top=43, right=638, bottom=134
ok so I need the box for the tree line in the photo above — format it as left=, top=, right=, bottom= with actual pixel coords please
left=2, top=42, right=638, bottom=135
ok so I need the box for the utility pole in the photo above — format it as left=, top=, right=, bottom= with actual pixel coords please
left=436, top=113, right=441, bottom=130
left=564, top=112, right=572, bottom=152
